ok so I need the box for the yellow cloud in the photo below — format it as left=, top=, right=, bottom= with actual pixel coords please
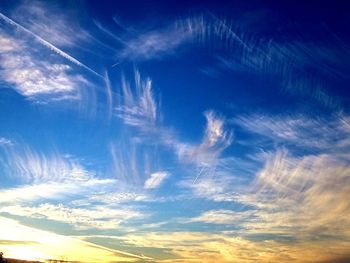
left=0, top=216, right=148, bottom=262
left=116, top=231, right=350, bottom=263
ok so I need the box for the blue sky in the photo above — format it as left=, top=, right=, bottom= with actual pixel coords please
left=0, top=1, right=350, bottom=262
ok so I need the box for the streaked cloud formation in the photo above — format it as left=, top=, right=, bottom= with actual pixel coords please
left=0, top=0, right=349, bottom=262
left=0, top=32, right=87, bottom=101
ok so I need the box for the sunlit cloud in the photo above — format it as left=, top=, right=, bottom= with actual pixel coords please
left=0, top=203, right=142, bottom=230
left=0, top=32, right=88, bottom=102
left=0, top=144, right=115, bottom=204
left=175, top=111, right=232, bottom=167
left=0, top=179, right=114, bottom=204
left=2, top=146, right=94, bottom=184
left=0, top=1, right=349, bottom=262
left=116, top=70, right=158, bottom=130
left=115, top=230, right=350, bottom=263
left=190, top=209, right=253, bottom=225
left=236, top=150, right=350, bottom=240
left=114, top=70, right=233, bottom=188
left=144, top=171, right=169, bottom=189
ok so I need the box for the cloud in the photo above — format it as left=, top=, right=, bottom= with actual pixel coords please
left=174, top=111, right=233, bottom=169
left=119, top=28, right=187, bottom=60
left=178, top=173, right=238, bottom=202
left=0, top=12, right=102, bottom=78
left=0, top=34, right=18, bottom=52
left=144, top=171, right=169, bottom=189
left=109, top=139, right=162, bottom=187
left=116, top=70, right=158, bottom=130
left=0, top=32, right=89, bottom=102
left=235, top=150, right=350, bottom=240
left=116, top=230, right=350, bottom=263
left=190, top=209, right=253, bottom=225
left=0, top=203, right=142, bottom=230
left=0, top=179, right=114, bottom=204
left=232, top=113, right=350, bottom=152
left=0, top=137, right=13, bottom=146
left=2, top=146, right=94, bottom=184
left=12, top=1, right=87, bottom=48
left=0, top=145, right=115, bottom=203
left=117, top=17, right=203, bottom=61
left=182, top=13, right=347, bottom=108
left=115, top=71, right=233, bottom=184
left=88, top=192, right=148, bottom=204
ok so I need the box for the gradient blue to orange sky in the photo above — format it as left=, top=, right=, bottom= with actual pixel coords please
left=0, top=0, right=350, bottom=262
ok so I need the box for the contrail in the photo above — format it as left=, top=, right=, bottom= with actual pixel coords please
left=0, top=12, right=103, bottom=79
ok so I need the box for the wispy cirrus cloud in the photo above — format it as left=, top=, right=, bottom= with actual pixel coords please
left=0, top=12, right=102, bottom=78
left=177, top=173, right=238, bottom=202
left=0, top=143, right=147, bottom=231
left=115, top=73, right=234, bottom=189
left=190, top=209, right=254, bottom=225
left=117, top=23, right=195, bottom=61
left=107, top=11, right=349, bottom=110
left=0, top=180, right=114, bottom=204
left=115, top=70, right=233, bottom=186
left=0, top=32, right=89, bottom=102
left=115, top=230, right=350, bottom=263
left=235, top=150, right=350, bottom=240
left=0, top=203, right=142, bottom=230
left=116, top=70, right=158, bottom=130
left=12, top=1, right=88, bottom=48
left=180, top=13, right=348, bottom=108
left=0, top=144, right=114, bottom=204
left=174, top=111, right=233, bottom=168
left=0, top=137, right=13, bottom=146
left=232, top=113, right=350, bottom=152
left=2, top=146, right=93, bottom=184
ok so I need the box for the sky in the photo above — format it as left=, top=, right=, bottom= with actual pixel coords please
left=0, top=0, right=350, bottom=262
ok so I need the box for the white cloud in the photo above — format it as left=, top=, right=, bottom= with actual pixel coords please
left=178, top=174, right=238, bottom=202
left=190, top=209, right=254, bottom=225
left=115, top=71, right=233, bottom=184
left=0, top=137, right=13, bottom=146
left=0, top=179, right=114, bottom=204
left=116, top=70, right=158, bottom=130
left=12, top=1, right=87, bottom=48
left=233, top=114, right=350, bottom=152
left=0, top=35, right=18, bottom=52
left=0, top=203, right=142, bottom=230
left=88, top=192, right=148, bottom=204
left=118, top=19, right=200, bottom=61
left=0, top=12, right=101, bottom=78
left=173, top=111, right=233, bottom=170
left=3, top=146, right=94, bottom=184
left=144, top=171, right=169, bottom=189
left=202, top=111, right=233, bottom=149
left=0, top=144, right=117, bottom=204
left=0, top=32, right=88, bottom=102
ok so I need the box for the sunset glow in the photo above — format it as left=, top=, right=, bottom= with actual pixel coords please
left=0, top=0, right=349, bottom=262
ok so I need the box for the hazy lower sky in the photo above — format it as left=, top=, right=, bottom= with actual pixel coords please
left=0, top=0, right=349, bottom=262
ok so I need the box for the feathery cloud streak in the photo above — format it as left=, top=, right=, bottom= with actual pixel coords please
left=0, top=12, right=102, bottom=78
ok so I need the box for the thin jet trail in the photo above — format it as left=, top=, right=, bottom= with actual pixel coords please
left=0, top=12, right=104, bottom=79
